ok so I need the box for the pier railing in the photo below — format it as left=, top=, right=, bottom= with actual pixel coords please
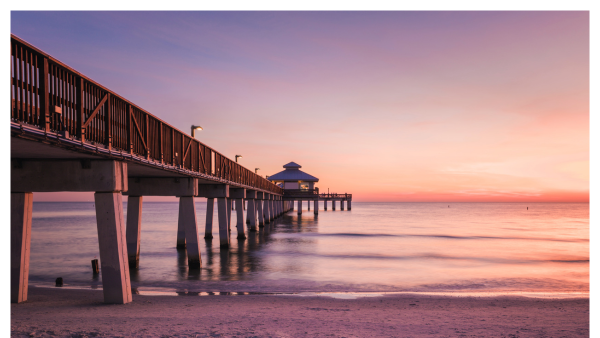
left=319, top=193, right=352, bottom=199
left=283, top=189, right=319, bottom=197
left=10, top=34, right=282, bottom=194
left=283, top=189, right=352, bottom=199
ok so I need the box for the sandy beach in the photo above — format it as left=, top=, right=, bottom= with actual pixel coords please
left=11, top=286, right=588, bottom=337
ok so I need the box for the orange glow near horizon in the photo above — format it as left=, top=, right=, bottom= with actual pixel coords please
left=13, top=12, right=589, bottom=203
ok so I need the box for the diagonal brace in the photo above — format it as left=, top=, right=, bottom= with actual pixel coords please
left=130, top=113, right=147, bottom=149
left=82, top=93, right=108, bottom=128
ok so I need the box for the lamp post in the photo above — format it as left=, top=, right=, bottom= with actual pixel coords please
left=255, top=168, right=260, bottom=174
left=191, top=125, right=203, bottom=138
left=235, top=155, right=242, bottom=163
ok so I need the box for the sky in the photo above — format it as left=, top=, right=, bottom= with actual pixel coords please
left=10, top=11, right=589, bottom=202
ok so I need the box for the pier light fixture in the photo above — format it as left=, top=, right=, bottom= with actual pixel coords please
left=235, top=155, right=242, bottom=163
left=255, top=168, right=260, bottom=174
left=191, top=125, right=203, bottom=138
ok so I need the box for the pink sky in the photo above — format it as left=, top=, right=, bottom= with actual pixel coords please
left=12, top=11, right=589, bottom=202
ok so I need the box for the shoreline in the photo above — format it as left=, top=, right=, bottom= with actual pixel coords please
left=27, top=283, right=591, bottom=300
left=11, top=286, right=589, bottom=337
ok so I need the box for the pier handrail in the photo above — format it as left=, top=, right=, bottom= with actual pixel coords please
left=10, top=34, right=282, bottom=194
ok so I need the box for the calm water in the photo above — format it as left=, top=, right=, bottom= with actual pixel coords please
left=28, top=202, right=589, bottom=294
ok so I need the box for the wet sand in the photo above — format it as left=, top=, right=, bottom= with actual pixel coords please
left=11, top=286, right=588, bottom=337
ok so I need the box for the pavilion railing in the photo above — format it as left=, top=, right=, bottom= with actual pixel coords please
left=10, top=34, right=282, bottom=195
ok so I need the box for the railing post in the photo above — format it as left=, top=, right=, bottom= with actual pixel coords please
left=181, top=133, right=184, bottom=168
left=76, top=77, right=84, bottom=142
left=105, top=93, right=111, bottom=150
left=38, top=55, right=50, bottom=132
left=145, top=114, right=150, bottom=159
left=127, top=105, right=133, bottom=154
left=159, top=122, right=164, bottom=164
left=171, top=129, right=175, bottom=165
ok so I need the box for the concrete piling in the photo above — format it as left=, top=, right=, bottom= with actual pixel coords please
left=247, top=199, right=257, bottom=231
left=332, top=200, right=336, bottom=210
left=125, top=195, right=143, bottom=268
left=348, top=200, right=352, bottom=210
left=235, top=198, right=246, bottom=239
left=324, top=200, right=328, bottom=210
left=257, top=199, right=265, bottom=227
left=226, top=198, right=232, bottom=233
left=11, top=192, right=33, bottom=304
left=314, top=199, right=319, bottom=215
left=94, top=192, right=132, bottom=304
left=217, top=198, right=230, bottom=248
left=297, top=200, right=302, bottom=215
left=205, top=198, right=214, bottom=239
left=179, top=196, right=201, bottom=269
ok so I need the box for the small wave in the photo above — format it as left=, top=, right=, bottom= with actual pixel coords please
left=265, top=250, right=589, bottom=265
left=282, top=232, right=588, bottom=243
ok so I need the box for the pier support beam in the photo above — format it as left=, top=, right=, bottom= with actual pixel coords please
left=332, top=200, right=336, bottom=210
left=217, top=198, right=230, bottom=248
left=178, top=196, right=201, bottom=268
left=126, top=196, right=143, bottom=268
left=246, top=190, right=257, bottom=231
left=197, top=185, right=230, bottom=248
left=12, top=160, right=131, bottom=304
left=230, top=188, right=246, bottom=240
left=265, top=195, right=270, bottom=223
left=314, top=199, right=319, bottom=215
left=176, top=216, right=186, bottom=248
left=94, top=192, right=132, bottom=304
left=324, top=200, right=328, bottom=211
left=308, top=200, right=310, bottom=211
left=205, top=198, right=214, bottom=239
left=341, top=200, right=345, bottom=210
left=348, top=200, right=352, bottom=210
left=257, top=192, right=265, bottom=227
left=297, top=200, right=302, bottom=215
left=235, top=198, right=245, bottom=239
left=227, top=198, right=232, bottom=233
left=11, top=192, right=33, bottom=304
left=124, top=177, right=198, bottom=249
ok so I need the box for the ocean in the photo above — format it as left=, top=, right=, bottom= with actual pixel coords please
left=27, top=202, right=589, bottom=296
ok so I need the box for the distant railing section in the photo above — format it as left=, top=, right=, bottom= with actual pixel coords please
left=283, top=189, right=319, bottom=197
left=319, top=193, right=352, bottom=199
left=10, top=34, right=282, bottom=195
left=283, top=189, right=352, bottom=199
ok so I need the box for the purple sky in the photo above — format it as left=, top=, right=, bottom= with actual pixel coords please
left=11, top=11, right=589, bottom=202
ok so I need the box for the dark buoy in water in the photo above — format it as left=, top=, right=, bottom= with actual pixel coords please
left=55, top=277, right=63, bottom=287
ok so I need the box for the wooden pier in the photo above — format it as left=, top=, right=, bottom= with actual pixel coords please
left=10, top=34, right=286, bottom=305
